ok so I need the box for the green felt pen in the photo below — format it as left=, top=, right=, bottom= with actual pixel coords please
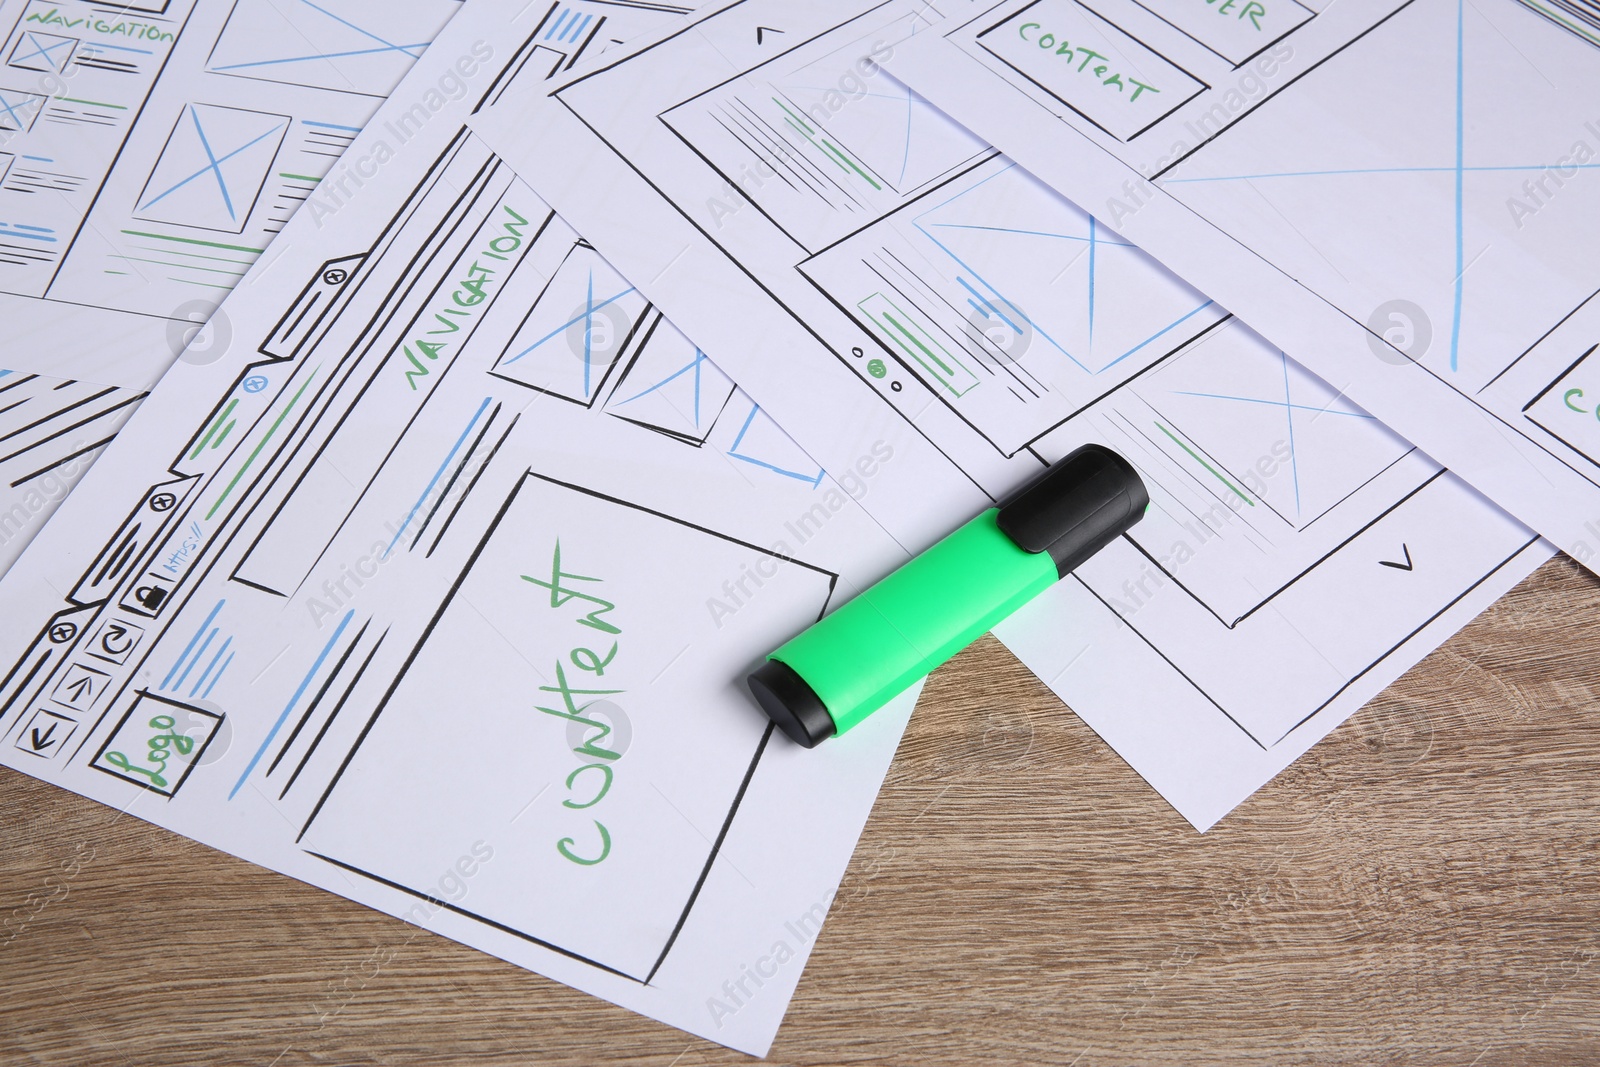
left=748, top=444, right=1148, bottom=747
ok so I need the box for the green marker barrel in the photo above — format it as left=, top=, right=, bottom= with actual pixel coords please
left=748, top=444, right=1149, bottom=747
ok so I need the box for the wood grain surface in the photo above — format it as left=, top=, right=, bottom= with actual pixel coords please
left=2, top=555, right=1598, bottom=1066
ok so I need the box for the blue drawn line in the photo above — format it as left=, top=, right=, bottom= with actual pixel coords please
left=927, top=220, right=1135, bottom=247
left=0, top=93, right=32, bottom=128
left=10, top=223, right=52, bottom=232
left=1173, top=390, right=1375, bottom=418
left=191, top=636, right=233, bottom=698
left=615, top=349, right=713, bottom=425
left=302, top=119, right=363, bottom=132
left=728, top=405, right=825, bottom=486
left=383, top=396, right=493, bottom=558
left=138, top=112, right=287, bottom=213
left=786, top=80, right=934, bottom=183
left=1102, top=300, right=1216, bottom=371
left=1162, top=163, right=1600, bottom=183
left=172, top=628, right=219, bottom=692
left=913, top=162, right=1210, bottom=375
left=211, top=0, right=426, bottom=72
left=502, top=285, right=637, bottom=365
left=1162, top=0, right=1570, bottom=375
left=547, top=9, right=571, bottom=38
left=15, top=33, right=73, bottom=70
left=189, top=107, right=237, bottom=221
left=201, top=652, right=233, bottom=700
left=0, top=229, right=54, bottom=242
left=565, top=12, right=593, bottom=41
left=920, top=220, right=1090, bottom=373
left=214, top=42, right=432, bottom=72
left=161, top=599, right=226, bottom=689
left=1451, top=0, right=1465, bottom=373
left=229, top=611, right=353, bottom=800
left=81, top=41, right=152, bottom=54
left=1280, top=351, right=1302, bottom=516
left=21, top=155, right=51, bottom=162
left=297, top=0, right=425, bottom=57
left=1087, top=216, right=1098, bottom=345
left=583, top=271, right=595, bottom=397
left=955, top=276, right=1023, bottom=336
left=899, top=83, right=914, bottom=186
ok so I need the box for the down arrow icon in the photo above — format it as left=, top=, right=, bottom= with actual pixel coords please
left=1379, top=544, right=1414, bottom=571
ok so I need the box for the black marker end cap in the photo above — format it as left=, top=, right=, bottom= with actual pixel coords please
left=997, top=443, right=1150, bottom=579
left=748, top=659, right=836, bottom=748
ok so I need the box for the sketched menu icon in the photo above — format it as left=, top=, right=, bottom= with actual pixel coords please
left=7, top=31, right=76, bottom=73
left=134, top=103, right=289, bottom=233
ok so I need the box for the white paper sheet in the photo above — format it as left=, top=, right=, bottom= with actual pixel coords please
left=0, top=0, right=463, bottom=386
left=468, top=0, right=1552, bottom=830
left=0, top=0, right=924, bottom=1055
left=890, top=0, right=1600, bottom=570
left=0, top=0, right=468, bottom=575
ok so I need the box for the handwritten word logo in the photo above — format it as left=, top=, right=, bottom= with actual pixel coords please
left=91, top=694, right=223, bottom=796
left=524, top=542, right=625, bottom=867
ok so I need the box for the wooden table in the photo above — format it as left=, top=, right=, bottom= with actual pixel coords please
left=3, top=556, right=1597, bottom=1065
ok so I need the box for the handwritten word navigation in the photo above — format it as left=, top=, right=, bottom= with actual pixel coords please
left=400, top=204, right=533, bottom=390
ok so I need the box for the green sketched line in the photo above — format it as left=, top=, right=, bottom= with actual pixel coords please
left=820, top=137, right=880, bottom=190
left=783, top=115, right=847, bottom=174
left=55, top=96, right=125, bottom=109
left=881, top=311, right=955, bottom=378
left=771, top=97, right=813, bottom=134
left=188, top=399, right=239, bottom=459
left=1155, top=421, right=1254, bottom=506
left=131, top=242, right=254, bottom=265
left=113, top=254, right=247, bottom=277
left=770, top=97, right=881, bottom=189
left=278, top=172, right=321, bottom=183
left=206, top=371, right=317, bottom=520
left=121, top=229, right=265, bottom=255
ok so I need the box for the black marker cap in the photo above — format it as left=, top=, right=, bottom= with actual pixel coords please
left=996, top=444, right=1149, bottom=578
left=748, top=659, right=836, bottom=748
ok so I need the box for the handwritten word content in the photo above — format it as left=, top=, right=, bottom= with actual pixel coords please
left=523, top=541, right=624, bottom=867
left=1016, top=22, right=1159, bottom=102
